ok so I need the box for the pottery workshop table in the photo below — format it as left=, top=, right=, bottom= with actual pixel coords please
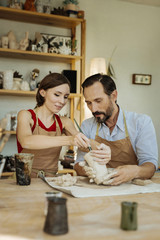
left=0, top=173, right=160, bottom=240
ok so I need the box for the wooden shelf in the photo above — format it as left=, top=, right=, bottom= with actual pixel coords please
left=0, top=48, right=82, bottom=63
left=1, top=172, right=14, bottom=178
left=0, top=6, right=86, bottom=123
left=0, top=6, right=83, bottom=28
left=0, top=89, right=82, bottom=98
left=3, top=131, right=16, bottom=135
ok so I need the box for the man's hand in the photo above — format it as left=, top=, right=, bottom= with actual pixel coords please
left=103, top=165, right=140, bottom=185
left=79, top=161, right=96, bottom=181
left=90, top=143, right=111, bottom=165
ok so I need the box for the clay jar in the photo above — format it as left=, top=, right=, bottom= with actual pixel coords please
left=43, top=197, right=68, bottom=235
left=1, top=36, right=9, bottom=48
left=120, top=201, right=138, bottom=230
left=64, top=3, right=78, bottom=11
left=8, top=31, right=19, bottom=49
left=15, top=153, right=34, bottom=186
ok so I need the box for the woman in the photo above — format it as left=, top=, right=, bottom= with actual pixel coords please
left=17, top=73, right=90, bottom=177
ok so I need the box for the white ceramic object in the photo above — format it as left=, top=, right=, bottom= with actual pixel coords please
left=42, top=44, right=48, bottom=53
left=1, top=36, right=8, bottom=48
left=3, top=70, right=13, bottom=90
left=5, top=113, right=11, bottom=131
left=12, top=78, right=22, bottom=90
left=20, top=81, right=30, bottom=91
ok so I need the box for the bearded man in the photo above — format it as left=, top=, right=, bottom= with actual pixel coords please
left=74, top=74, right=158, bottom=185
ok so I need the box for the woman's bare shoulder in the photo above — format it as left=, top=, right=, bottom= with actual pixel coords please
left=17, top=109, right=32, bottom=120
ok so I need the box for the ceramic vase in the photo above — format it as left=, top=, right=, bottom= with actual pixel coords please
left=3, top=70, right=13, bottom=90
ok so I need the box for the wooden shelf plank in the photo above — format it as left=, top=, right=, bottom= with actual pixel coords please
left=3, top=131, right=16, bottom=135
left=0, top=6, right=84, bottom=28
left=0, top=89, right=36, bottom=96
left=1, top=172, right=14, bottom=177
left=0, top=89, right=82, bottom=98
left=0, top=48, right=82, bottom=63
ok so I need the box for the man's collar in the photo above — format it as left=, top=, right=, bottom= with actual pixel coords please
left=116, top=107, right=125, bottom=132
left=101, top=106, right=125, bottom=132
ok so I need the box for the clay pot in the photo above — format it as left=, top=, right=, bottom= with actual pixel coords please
left=64, top=4, right=77, bottom=11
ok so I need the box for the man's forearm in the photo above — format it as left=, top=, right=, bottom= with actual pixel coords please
left=136, top=162, right=156, bottom=179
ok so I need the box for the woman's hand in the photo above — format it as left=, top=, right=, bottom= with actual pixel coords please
left=90, top=143, right=111, bottom=165
left=72, top=132, right=91, bottom=149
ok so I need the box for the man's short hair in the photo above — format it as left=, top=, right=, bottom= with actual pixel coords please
left=82, top=73, right=116, bottom=96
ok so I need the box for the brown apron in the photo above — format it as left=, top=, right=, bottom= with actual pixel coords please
left=22, top=112, right=62, bottom=178
left=94, top=112, right=138, bottom=168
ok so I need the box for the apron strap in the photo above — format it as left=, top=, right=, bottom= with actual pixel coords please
left=96, top=123, right=100, bottom=136
left=95, top=111, right=129, bottom=137
left=123, top=111, right=129, bottom=137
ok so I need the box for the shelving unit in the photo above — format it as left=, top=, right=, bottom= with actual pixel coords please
left=0, top=48, right=82, bottom=63
left=0, top=89, right=82, bottom=123
left=0, top=6, right=86, bottom=123
left=3, top=130, right=16, bottom=135
left=0, top=6, right=86, bottom=156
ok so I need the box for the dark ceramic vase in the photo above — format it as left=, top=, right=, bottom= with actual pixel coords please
left=15, top=153, right=34, bottom=186
left=120, top=201, right=138, bottom=231
left=43, top=197, right=68, bottom=235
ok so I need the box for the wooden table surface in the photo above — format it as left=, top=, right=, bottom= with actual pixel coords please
left=0, top=173, right=160, bottom=240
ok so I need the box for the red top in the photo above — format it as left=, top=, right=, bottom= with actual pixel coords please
left=17, top=109, right=63, bottom=153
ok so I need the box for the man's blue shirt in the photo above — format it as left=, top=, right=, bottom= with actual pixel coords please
left=76, top=107, right=158, bottom=169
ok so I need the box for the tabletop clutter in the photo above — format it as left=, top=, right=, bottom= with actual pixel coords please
left=1, top=151, right=139, bottom=235
left=0, top=149, right=159, bottom=236
left=1, top=148, right=160, bottom=235
left=1, top=149, right=160, bottom=236
left=3, top=152, right=158, bottom=236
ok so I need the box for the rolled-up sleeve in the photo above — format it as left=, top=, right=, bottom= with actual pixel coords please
left=134, top=115, right=158, bottom=169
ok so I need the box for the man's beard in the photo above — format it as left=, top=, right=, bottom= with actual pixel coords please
left=92, top=104, right=114, bottom=124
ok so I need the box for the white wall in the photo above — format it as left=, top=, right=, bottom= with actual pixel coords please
left=0, top=0, right=160, bottom=166
left=80, top=0, right=160, bottom=166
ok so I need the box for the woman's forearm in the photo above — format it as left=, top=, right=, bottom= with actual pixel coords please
left=20, top=135, right=73, bottom=149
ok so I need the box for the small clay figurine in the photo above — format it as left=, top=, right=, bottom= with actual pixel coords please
left=8, top=31, right=19, bottom=50
left=24, top=0, right=36, bottom=11
left=12, top=71, right=23, bottom=90
left=30, top=68, right=40, bottom=91
left=19, top=32, right=29, bottom=51
left=9, top=1, right=23, bottom=9
left=1, top=36, right=8, bottom=49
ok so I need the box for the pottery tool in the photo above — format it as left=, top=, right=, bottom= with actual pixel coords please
left=74, top=119, right=92, bottom=151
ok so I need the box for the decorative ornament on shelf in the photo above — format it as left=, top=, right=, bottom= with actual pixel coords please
left=12, top=71, right=23, bottom=90
left=8, top=30, right=19, bottom=50
left=24, top=0, right=36, bottom=11
left=62, top=0, right=79, bottom=11
left=30, top=68, right=40, bottom=91
left=20, top=81, right=30, bottom=91
left=9, top=0, right=23, bottom=9
left=3, top=70, right=13, bottom=90
left=19, top=32, right=29, bottom=51
left=51, top=7, right=68, bottom=16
